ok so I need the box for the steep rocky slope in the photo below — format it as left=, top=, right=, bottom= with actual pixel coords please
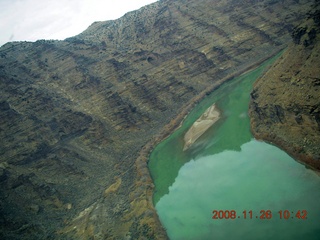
left=0, top=0, right=316, bottom=239
left=249, top=8, right=320, bottom=170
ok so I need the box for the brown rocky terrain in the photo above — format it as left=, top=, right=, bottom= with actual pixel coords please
left=0, top=0, right=317, bottom=239
left=249, top=8, right=320, bottom=170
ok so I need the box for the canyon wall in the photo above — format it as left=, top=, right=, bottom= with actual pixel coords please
left=249, top=8, right=320, bottom=170
left=0, top=0, right=317, bottom=239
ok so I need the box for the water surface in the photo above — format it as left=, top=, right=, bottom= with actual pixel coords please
left=149, top=56, right=320, bottom=239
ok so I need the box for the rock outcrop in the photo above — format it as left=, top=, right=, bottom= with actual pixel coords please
left=0, top=0, right=316, bottom=239
left=249, top=8, right=320, bottom=170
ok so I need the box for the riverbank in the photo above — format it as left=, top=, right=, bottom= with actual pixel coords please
left=249, top=15, right=320, bottom=171
left=126, top=49, right=285, bottom=238
left=150, top=50, right=320, bottom=239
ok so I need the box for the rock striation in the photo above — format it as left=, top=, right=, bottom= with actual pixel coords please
left=249, top=7, right=320, bottom=170
left=0, top=0, right=317, bottom=239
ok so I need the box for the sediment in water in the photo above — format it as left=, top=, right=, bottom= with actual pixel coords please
left=183, top=103, right=221, bottom=151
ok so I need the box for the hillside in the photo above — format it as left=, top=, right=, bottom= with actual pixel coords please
left=249, top=8, right=320, bottom=170
left=0, top=0, right=317, bottom=239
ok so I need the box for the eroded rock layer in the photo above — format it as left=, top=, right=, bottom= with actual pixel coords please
left=0, top=0, right=316, bottom=239
left=249, top=8, right=320, bottom=170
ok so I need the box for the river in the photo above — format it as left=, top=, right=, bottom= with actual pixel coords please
left=148, top=55, right=320, bottom=240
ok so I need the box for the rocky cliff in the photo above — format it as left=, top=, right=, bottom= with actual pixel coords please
left=249, top=7, right=320, bottom=170
left=0, top=0, right=316, bottom=239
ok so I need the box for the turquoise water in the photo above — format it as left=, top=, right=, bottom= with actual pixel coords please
left=156, top=140, right=320, bottom=240
left=149, top=57, right=320, bottom=239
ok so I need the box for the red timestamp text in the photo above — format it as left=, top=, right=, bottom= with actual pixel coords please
left=212, top=210, right=307, bottom=220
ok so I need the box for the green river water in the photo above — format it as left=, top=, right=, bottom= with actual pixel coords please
left=148, top=55, right=320, bottom=240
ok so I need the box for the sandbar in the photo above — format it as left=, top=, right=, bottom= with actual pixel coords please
left=183, top=103, right=220, bottom=151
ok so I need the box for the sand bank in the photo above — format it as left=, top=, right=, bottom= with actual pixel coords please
left=183, top=103, right=220, bottom=151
